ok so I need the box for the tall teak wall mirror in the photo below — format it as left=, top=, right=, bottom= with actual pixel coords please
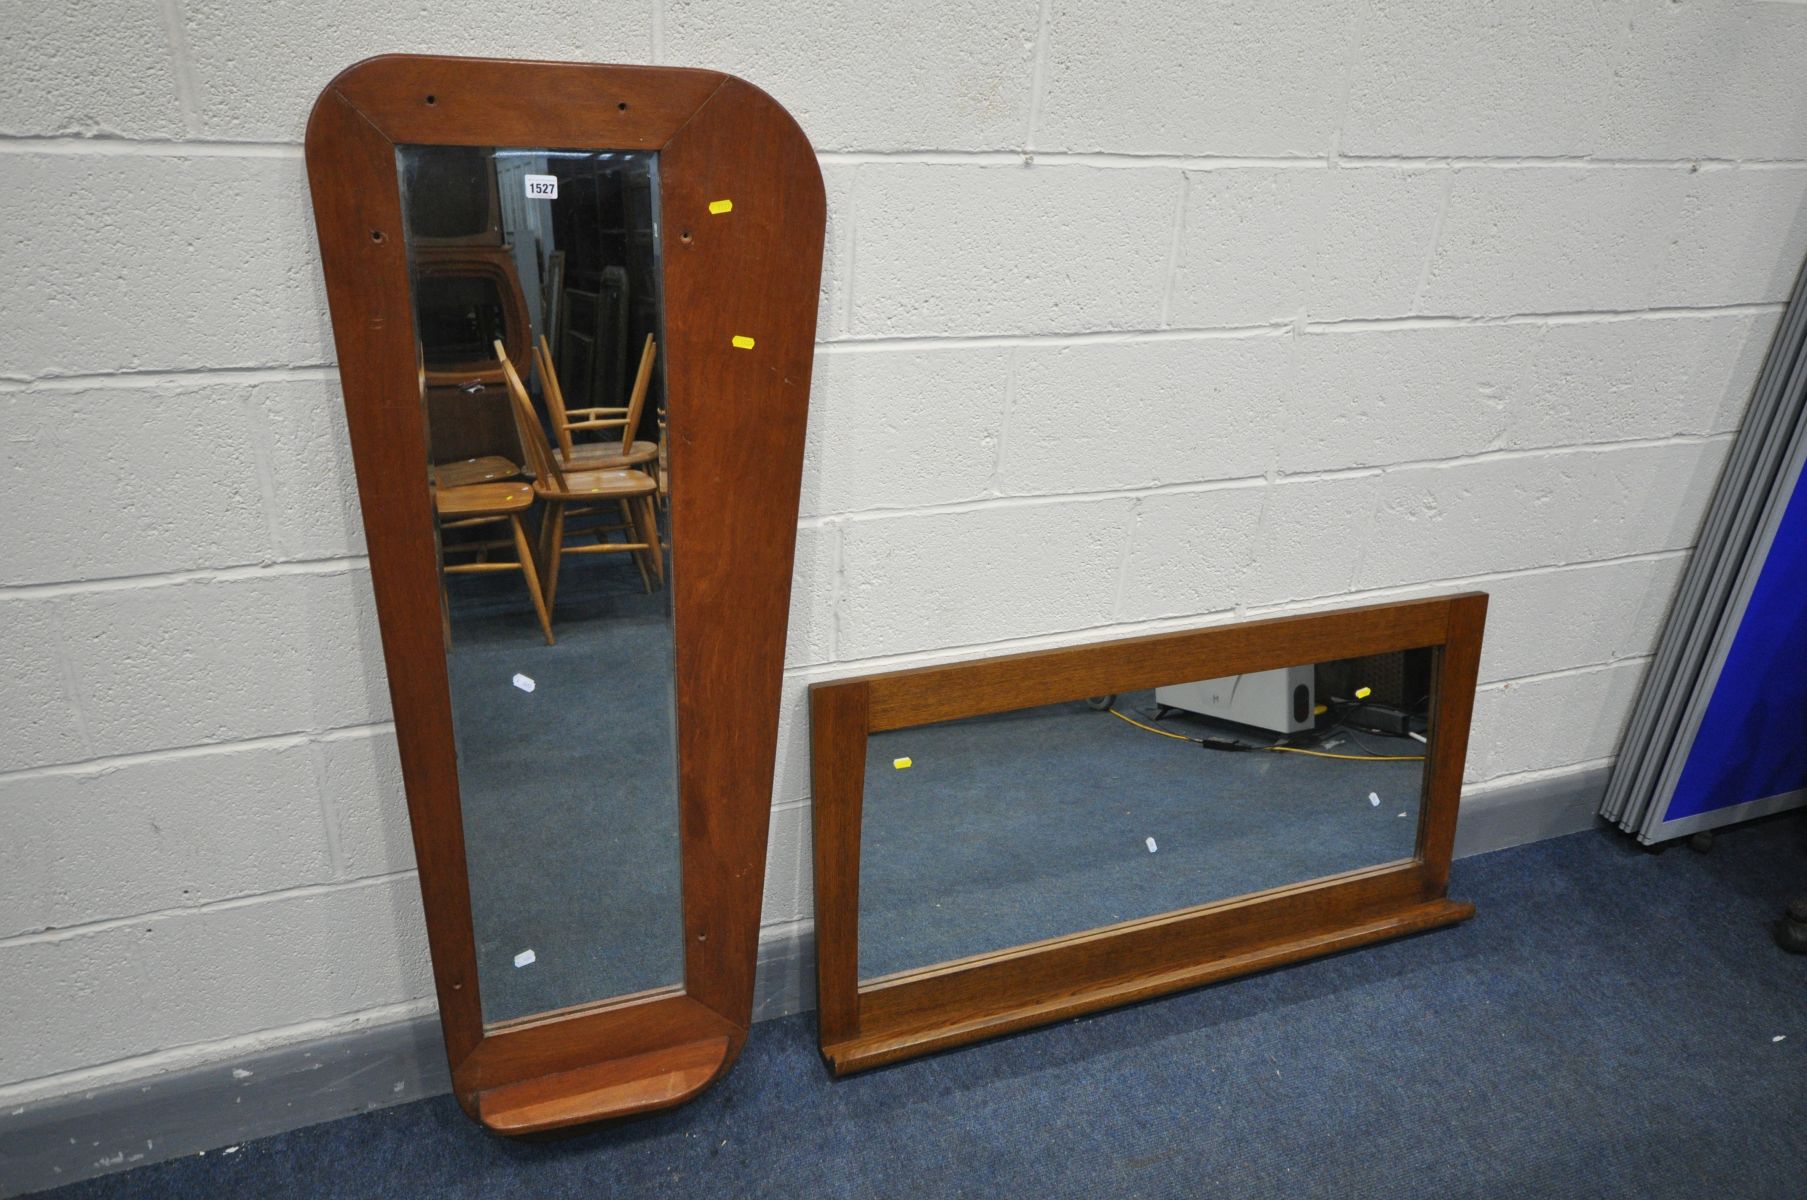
left=306, top=56, right=824, bottom=1132
left=812, top=595, right=1487, bottom=1073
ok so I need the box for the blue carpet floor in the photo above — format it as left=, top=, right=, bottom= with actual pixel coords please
left=445, top=540, right=682, bottom=1023
left=31, top=815, right=1807, bottom=1199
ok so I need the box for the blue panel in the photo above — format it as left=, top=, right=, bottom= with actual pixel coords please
left=1664, top=466, right=1807, bottom=822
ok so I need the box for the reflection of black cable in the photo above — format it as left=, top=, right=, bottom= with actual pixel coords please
left=1341, top=729, right=1412, bottom=758
left=1106, top=708, right=1424, bottom=762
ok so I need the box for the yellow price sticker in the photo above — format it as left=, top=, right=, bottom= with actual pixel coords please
left=708, top=199, right=734, bottom=215
left=731, top=334, right=756, bottom=349
left=893, top=757, right=912, bottom=770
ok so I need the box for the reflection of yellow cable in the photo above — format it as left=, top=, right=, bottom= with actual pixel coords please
left=1107, top=707, right=1194, bottom=741
left=1106, top=708, right=1425, bottom=762
left=1268, top=745, right=1424, bottom=762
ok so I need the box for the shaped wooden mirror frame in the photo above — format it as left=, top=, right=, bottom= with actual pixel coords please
left=811, top=593, right=1487, bottom=1074
left=305, top=55, right=824, bottom=1132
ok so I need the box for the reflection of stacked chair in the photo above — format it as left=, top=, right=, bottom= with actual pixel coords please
left=539, top=332, right=659, bottom=474
left=494, top=341, right=663, bottom=619
left=415, top=246, right=531, bottom=471
left=417, top=246, right=547, bottom=642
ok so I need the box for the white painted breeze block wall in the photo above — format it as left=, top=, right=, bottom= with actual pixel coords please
left=5, top=0, right=1807, bottom=1106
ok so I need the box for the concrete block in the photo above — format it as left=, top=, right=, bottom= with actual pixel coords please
left=1281, top=311, right=1775, bottom=474
left=0, top=599, right=89, bottom=774
left=801, top=347, right=1009, bottom=517
left=0, top=877, right=431, bottom=1087
left=1, top=383, right=276, bottom=587
left=57, top=569, right=390, bottom=759
left=786, top=523, right=839, bottom=669
left=257, top=380, right=366, bottom=560
left=1116, top=488, right=1265, bottom=622
left=1600, top=1, right=1807, bottom=161
left=1512, top=312, right=1777, bottom=449
left=317, top=730, right=413, bottom=880
left=1342, top=1, right=1622, bottom=157
left=1420, top=167, right=1807, bottom=317
left=1243, top=474, right=1384, bottom=607
left=1355, top=440, right=1730, bottom=589
left=1168, top=167, right=1445, bottom=327
left=0, top=744, right=332, bottom=938
left=1, top=154, right=329, bottom=376
left=180, top=0, right=652, bottom=141
left=770, top=674, right=813, bottom=807
left=1036, top=0, right=1354, bottom=156
left=847, top=164, right=1178, bottom=337
left=0, top=377, right=357, bottom=582
left=1477, top=556, right=1687, bottom=685
left=1466, top=660, right=1646, bottom=783
left=1002, top=336, right=1290, bottom=496
left=0, top=0, right=186, bottom=138
left=836, top=498, right=1135, bottom=659
left=1346, top=2, right=1807, bottom=161
left=759, top=802, right=812, bottom=929
left=1281, top=324, right=1526, bottom=474
left=667, top=0, right=1040, bottom=151
left=817, top=165, right=855, bottom=340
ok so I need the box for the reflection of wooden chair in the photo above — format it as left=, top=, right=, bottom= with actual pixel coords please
left=495, top=342, right=663, bottom=614
left=539, top=333, right=659, bottom=472
left=430, top=455, right=518, bottom=489
left=434, top=480, right=554, bottom=645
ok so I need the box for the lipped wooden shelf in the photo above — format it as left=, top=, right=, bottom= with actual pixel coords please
left=823, top=891, right=1473, bottom=1076
left=475, top=1036, right=732, bottom=1133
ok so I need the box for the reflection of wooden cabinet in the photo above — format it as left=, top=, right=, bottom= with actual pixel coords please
left=555, top=266, right=628, bottom=413
left=547, top=154, right=662, bottom=432
left=401, top=145, right=504, bottom=246
left=425, top=384, right=523, bottom=467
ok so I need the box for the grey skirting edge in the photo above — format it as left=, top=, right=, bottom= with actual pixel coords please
left=0, top=768, right=1608, bottom=1198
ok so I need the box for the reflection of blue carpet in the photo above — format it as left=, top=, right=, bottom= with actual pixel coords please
left=860, top=692, right=1424, bottom=978
left=444, top=537, right=682, bottom=1025
left=40, top=818, right=1807, bottom=1199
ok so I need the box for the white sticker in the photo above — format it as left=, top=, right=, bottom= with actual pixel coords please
left=1398, top=812, right=1408, bottom=818
left=512, top=673, right=536, bottom=693
left=1145, top=837, right=1158, bottom=853
left=514, top=949, right=536, bottom=968
left=524, top=174, right=558, bottom=200
left=1369, top=792, right=1381, bottom=807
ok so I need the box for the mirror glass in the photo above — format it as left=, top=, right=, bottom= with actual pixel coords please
left=857, top=650, right=1434, bottom=981
left=397, top=145, right=680, bottom=1025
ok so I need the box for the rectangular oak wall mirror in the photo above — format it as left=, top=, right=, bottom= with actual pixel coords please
left=306, top=55, right=825, bottom=1132
left=811, top=594, right=1487, bottom=1074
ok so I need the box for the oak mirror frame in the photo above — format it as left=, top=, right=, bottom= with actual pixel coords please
left=811, top=594, right=1488, bottom=1075
left=305, top=55, right=824, bottom=1131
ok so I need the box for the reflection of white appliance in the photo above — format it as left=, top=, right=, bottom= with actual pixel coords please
left=1155, top=667, right=1315, bottom=735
